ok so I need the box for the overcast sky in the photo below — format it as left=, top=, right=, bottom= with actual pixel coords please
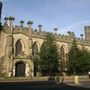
left=1, top=0, right=90, bottom=37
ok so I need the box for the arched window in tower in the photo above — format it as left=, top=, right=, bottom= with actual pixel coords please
left=60, top=46, right=65, bottom=71
left=32, top=42, right=38, bottom=57
left=15, top=39, right=22, bottom=56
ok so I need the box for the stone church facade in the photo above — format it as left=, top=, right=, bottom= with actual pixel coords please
left=0, top=16, right=90, bottom=78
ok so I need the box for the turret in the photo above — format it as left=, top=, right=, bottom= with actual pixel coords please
left=67, top=31, right=71, bottom=37
left=8, top=16, right=15, bottom=60
left=38, top=24, right=42, bottom=32
left=27, top=21, right=33, bottom=38
left=71, top=32, right=75, bottom=38
left=80, top=34, right=83, bottom=40
left=27, top=21, right=33, bottom=61
left=4, top=17, right=8, bottom=26
left=54, top=28, right=58, bottom=35
left=20, top=20, right=24, bottom=27
left=9, top=16, right=15, bottom=34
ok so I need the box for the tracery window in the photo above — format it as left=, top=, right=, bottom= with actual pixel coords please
left=15, top=39, right=22, bottom=56
left=32, top=42, right=38, bottom=57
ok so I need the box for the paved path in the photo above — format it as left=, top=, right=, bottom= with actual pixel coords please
left=0, top=81, right=90, bottom=90
left=0, top=76, right=90, bottom=89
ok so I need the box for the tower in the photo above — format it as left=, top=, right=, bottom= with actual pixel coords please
left=85, top=26, right=90, bottom=41
left=0, top=1, right=2, bottom=21
left=0, top=1, right=2, bottom=31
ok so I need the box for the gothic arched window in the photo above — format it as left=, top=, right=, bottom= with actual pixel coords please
left=15, top=39, right=22, bottom=56
left=32, top=42, right=38, bottom=57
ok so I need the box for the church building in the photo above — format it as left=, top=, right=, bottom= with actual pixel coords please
left=0, top=1, right=90, bottom=77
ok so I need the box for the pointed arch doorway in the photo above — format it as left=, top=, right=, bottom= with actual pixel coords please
left=15, top=61, right=25, bottom=77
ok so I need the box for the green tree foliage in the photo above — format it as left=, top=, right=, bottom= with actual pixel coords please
left=68, top=39, right=90, bottom=75
left=68, top=39, right=81, bottom=74
left=39, top=33, right=60, bottom=77
left=77, top=47, right=90, bottom=74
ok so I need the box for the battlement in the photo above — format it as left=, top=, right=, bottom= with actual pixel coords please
left=2, top=24, right=90, bottom=46
left=2, top=17, right=90, bottom=46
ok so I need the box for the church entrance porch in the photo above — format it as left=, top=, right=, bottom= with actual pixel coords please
left=13, top=60, right=34, bottom=77
left=15, top=62, right=25, bottom=77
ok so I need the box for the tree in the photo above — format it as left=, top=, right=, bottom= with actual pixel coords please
left=68, top=39, right=90, bottom=75
left=68, top=39, right=80, bottom=75
left=39, top=33, right=60, bottom=78
left=77, top=47, right=90, bottom=74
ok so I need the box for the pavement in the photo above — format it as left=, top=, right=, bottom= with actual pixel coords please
left=0, top=75, right=90, bottom=89
left=63, top=75, right=90, bottom=88
left=0, top=81, right=90, bottom=90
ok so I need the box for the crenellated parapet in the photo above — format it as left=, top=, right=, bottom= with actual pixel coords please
left=2, top=17, right=90, bottom=46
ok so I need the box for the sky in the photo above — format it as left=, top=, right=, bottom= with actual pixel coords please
left=1, top=0, right=90, bottom=37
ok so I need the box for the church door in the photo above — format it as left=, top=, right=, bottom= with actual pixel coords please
left=15, top=62, right=25, bottom=77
